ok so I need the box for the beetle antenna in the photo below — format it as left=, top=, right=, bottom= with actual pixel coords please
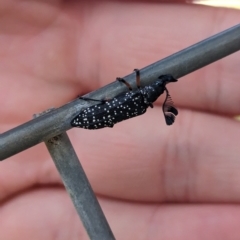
left=162, top=87, right=178, bottom=125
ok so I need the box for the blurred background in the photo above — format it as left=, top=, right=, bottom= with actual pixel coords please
left=194, top=0, right=240, bottom=9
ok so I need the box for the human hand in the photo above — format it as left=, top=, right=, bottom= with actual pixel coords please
left=0, top=1, right=240, bottom=239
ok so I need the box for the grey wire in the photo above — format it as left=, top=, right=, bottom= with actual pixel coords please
left=45, top=133, right=115, bottom=240
left=0, top=23, right=240, bottom=161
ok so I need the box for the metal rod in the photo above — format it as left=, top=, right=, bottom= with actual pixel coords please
left=0, top=24, right=240, bottom=160
left=45, top=133, right=115, bottom=240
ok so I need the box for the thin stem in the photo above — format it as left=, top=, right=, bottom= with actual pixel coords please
left=0, top=24, right=240, bottom=161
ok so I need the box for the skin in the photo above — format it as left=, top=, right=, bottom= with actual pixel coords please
left=0, top=0, right=240, bottom=239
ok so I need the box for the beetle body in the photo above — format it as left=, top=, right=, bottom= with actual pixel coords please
left=71, top=71, right=178, bottom=129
